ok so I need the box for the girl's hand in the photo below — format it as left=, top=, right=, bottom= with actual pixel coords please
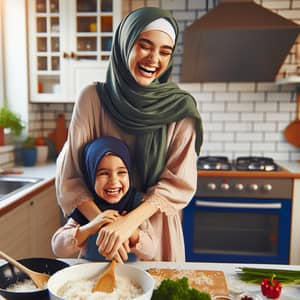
left=110, top=241, right=131, bottom=263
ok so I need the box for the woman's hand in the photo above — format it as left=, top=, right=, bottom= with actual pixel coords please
left=75, top=210, right=119, bottom=246
left=96, top=214, right=136, bottom=259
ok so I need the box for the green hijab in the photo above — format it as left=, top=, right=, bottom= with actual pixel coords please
left=96, top=7, right=202, bottom=191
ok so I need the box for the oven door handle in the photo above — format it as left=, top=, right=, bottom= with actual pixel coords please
left=195, top=200, right=282, bottom=209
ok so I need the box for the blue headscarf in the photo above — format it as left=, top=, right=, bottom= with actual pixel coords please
left=70, top=136, right=141, bottom=225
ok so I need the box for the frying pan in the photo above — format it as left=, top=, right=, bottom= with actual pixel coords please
left=0, top=257, right=69, bottom=300
left=284, top=88, right=300, bottom=147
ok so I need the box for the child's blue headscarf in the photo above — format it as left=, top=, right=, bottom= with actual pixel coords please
left=70, top=136, right=141, bottom=225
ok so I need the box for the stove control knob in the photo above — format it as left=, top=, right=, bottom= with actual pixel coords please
left=207, top=183, right=217, bottom=191
left=220, top=183, right=230, bottom=191
left=263, top=184, right=272, bottom=192
left=249, top=184, right=258, bottom=192
left=235, top=183, right=244, bottom=191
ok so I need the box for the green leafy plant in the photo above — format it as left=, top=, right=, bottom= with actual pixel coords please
left=0, top=107, right=24, bottom=136
left=21, top=136, right=36, bottom=149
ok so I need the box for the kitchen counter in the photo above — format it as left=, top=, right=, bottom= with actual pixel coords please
left=1, top=259, right=298, bottom=299
left=0, top=162, right=56, bottom=215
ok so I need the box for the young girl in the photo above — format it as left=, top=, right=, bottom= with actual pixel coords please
left=52, top=136, right=157, bottom=261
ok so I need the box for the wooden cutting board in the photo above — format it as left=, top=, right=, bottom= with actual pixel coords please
left=148, top=268, right=229, bottom=299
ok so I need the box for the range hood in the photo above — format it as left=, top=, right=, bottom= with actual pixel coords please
left=181, top=0, right=300, bottom=82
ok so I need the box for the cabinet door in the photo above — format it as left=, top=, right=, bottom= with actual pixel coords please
left=30, top=185, right=61, bottom=258
left=0, top=201, right=31, bottom=259
left=28, top=0, right=121, bottom=103
left=28, top=0, right=66, bottom=102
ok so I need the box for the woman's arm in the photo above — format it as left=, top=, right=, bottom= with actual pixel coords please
left=97, top=117, right=198, bottom=259
left=56, top=85, right=103, bottom=216
left=130, top=220, right=158, bottom=261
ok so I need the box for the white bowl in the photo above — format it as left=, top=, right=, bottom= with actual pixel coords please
left=47, top=262, right=154, bottom=300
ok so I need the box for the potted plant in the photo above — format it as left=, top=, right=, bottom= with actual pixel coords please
left=19, top=136, right=37, bottom=166
left=0, top=107, right=24, bottom=145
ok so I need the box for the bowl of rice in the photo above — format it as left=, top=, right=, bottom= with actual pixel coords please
left=47, top=262, right=155, bottom=300
left=0, top=257, right=69, bottom=300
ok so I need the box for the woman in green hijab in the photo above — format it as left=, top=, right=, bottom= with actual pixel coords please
left=56, top=6, right=202, bottom=262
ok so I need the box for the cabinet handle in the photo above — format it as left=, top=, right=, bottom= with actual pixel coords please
left=70, top=51, right=78, bottom=60
left=63, top=52, right=69, bottom=59
left=195, top=200, right=282, bottom=209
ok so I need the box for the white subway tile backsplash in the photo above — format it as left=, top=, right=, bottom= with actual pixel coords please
left=261, top=1, right=290, bottom=9
left=211, top=112, right=239, bottom=121
left=204, top=122, right=224, bottom=131
left=240, top=92, right=265, bottom=102
left=172, top=11, right=196, bottom=22
left=266, top=112, right=291, bottom=121
left=279, top=102, right=297, bottom=112
left=267, top=92, right=294, bottom=102
left=241, top=112, right=264, bottom=121
left=161, top=0, right=186, bottom=10
left=228, top=83, right=256, bottom=92
left=293, top=0, right=300, bottom=9
left=256, top=82, right=279, bottom=92
left=188, top=0, right=207, bottom=10
left=290, top=152, right=300, bottom=160
left=202, top=103, right=225, bottom=112
left=277, top=10, right=300, bottom=20
left=225, top=122, right=252, bottom=132
left=178, top=83, right=201, bottom=92
left=251, top=143, right=276, bottom=151
left=236, top=132, right=264, bottom=141
left=267, top=152, right=290, bottom=161
left=214, top=92, right=238, bottom=102
left=253, top=122, right=276, bottom=131
left=255, top=102, right=277, bottom=112
left=227, top=103, right=254, bottom=112
left=211, top=132, right=235, bottom=142
left=225, top=142, right=251, bottom=151
left=202, top=83, right=227, bottom=92
left=277, top=141, right=297, bottom=151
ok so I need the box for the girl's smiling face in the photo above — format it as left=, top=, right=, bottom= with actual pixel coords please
left=94, top=154, right=130, bottom=204
left=128, top=30, right=174, bottom=86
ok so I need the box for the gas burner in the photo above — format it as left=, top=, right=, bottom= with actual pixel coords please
left=197, top=156, right=232, bottom=170
left=235, top=156, right=280, bottom=172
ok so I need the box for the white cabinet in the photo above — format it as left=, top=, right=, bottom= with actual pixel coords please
left=0, top=184, right=61, bottom=259
left=27, top=0, right=121, bottom=103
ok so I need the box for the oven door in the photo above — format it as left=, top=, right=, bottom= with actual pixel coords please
left=183, top=197, right=291, bottom=264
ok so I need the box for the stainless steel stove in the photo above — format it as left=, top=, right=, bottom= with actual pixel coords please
left=197, top=156, right=280, bottom=172
left=183, top=155, right=293, bottom=264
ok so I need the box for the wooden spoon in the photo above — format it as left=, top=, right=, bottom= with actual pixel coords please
left=92, top=260, right=117, bottom=293
left=0, top=250, right=50, bottom=289
left=284, top=89, right=300, bottom=147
